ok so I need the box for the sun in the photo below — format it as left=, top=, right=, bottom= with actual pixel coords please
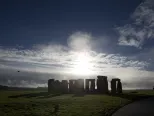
left=71, top=52, right=93, bottom=75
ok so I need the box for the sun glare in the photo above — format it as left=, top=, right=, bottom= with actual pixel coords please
left=72, top=52, right=93, bottom=75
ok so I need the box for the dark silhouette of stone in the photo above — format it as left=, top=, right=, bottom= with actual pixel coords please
left=89, top=79, right=95, bottom=92
left=48, top=79, right=68, bottom=93
left=111, top=78, right=122, bottom=94
left=111, top=79, right=116, bottom=94
left=69, top=80, right=76, bottom=93
left=85, top=79, right=90, bottom=92
left=76, top=79, right=84, bottom=92
left=117, top=81, right=122, bottom=94
left=54, top=80, right=61, bottom=92
left=48, top=76, right=122, bottom=95
left=74, top=80, right=78, bottom=92
left=72, top=79, right=84, bottom=94
left=97, top=76, right=108, bottom=94
left=61, top=80, right=68, bottom=93
left=85, top=79, right=96, bottom=93
left=48, top=79, right=54, bottom=93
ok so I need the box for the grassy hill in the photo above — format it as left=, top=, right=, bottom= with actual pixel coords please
left=0, top=90, right=154, bottom=116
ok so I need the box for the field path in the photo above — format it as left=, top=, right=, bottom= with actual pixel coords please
left=112, top=97, right=154, bottom=116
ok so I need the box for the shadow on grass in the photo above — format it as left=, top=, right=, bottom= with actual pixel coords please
left=8, top=92, right=62, bottom=99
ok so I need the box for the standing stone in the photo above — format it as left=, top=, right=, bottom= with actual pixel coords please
left=111, top=79, right=116, bottom=94
left=77, top=79, right=84, bottom=92
left=120, top=82, right=122, bottom=93
left=69, top=80, right=73, bottom=93
left=97, top=76, right=108, bottom=94
left=117, top=81, right=122, bottom=94
left=54, top=80, right=61, bottom=92
left=74, top=79, right=84, bottom=93
left=85, top=79, right=89, bottom=92
left=97, top=78, right=101, bottom=92
left=103, top=76, right=108, bottom=93
left=48, top=79, right=54, bottom=93
left=111, top=78, right=122, bottom=94
left=74, top=80, right=78, bottom=93
left=90, top=79, right=95, bottom=92
left=61, top=80, right=68, bottom=93
left=69, top=80, right=76, bottom=93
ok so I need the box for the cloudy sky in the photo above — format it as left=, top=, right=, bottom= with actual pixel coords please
left=0, top=0, right=154, bottom=89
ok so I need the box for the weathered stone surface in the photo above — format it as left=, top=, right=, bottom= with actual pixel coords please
left=77, top=79, right=84, bottom=91
left=74, top=79, right=84, bottom=93
left=111, top=78, right=122, bottom=94
left=48, top=79, right=62, bottom=93
left=69, top=80, right=76, bottom=93
left=61, top=80, right=68, bottom=93
left=54, top=80, right=61, bottom=92
left=89, top=79, right=95, bottom=92
left=117, top=81, right=122, bottom=94
left=85, top=79, right=89, bottom=92
left=85, top=79, right=96, bottom=93
left=111, top=79, right=116, bottom=94
left=97, top=76, right=108, bottom=94
left=103, top=76, right=108, bottom=93
left=48, top=79, right=54, bottom=93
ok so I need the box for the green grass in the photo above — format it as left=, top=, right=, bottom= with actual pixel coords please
left=0, top=90, right=154, bottom=116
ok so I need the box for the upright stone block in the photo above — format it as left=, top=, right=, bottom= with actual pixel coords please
left=69, top=80, right=76, bottom=93
left=117, top=81, right=122, bottom=94
left=103, top=76, right=108, bottom=93
left=85, top=79, right=89, bottom=92
left=61, top=80, right=68, bottom=93
left=48, top=79, right=54, bottom=93
left=97, top=76, right=108, bottom=94
left=74, top=80, right=78, bottom=92
left=90, top=79, right=95, bottom=92
left=77, top=79, right=84, bottom=92
left=74, top=79, right=84, bottom=93
left=111, top=79, right=116, bottom=94
left=111, top=78, right=122, bottom=94
left=54, top=80, right=61, bottom=92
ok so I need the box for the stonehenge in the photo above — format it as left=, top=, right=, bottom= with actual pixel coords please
left=85, top=79, right=95, bottom=93
left=111, top=78, right=122, bottom=94
left=69, top=80, right=76, bottom=93
left=97, top=76, right=108, bottom=94
left=48, top=76, right=122, bottom=94
left=76, top=79, right=84, bottom=92
left=61, top=80, right=68, bottom=93
left=48, top=79, right=54, bottom=93
left=68, top=79, right=84, bottom=93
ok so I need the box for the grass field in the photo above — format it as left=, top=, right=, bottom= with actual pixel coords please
left=0, top=90, right=154, bottom=116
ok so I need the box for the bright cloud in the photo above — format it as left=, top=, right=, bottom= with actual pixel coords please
left=68, top=32, right=92, bottom=51
left=117, top=0, right=154, bottom=48
left=0, top=32, right=149, bottom=83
